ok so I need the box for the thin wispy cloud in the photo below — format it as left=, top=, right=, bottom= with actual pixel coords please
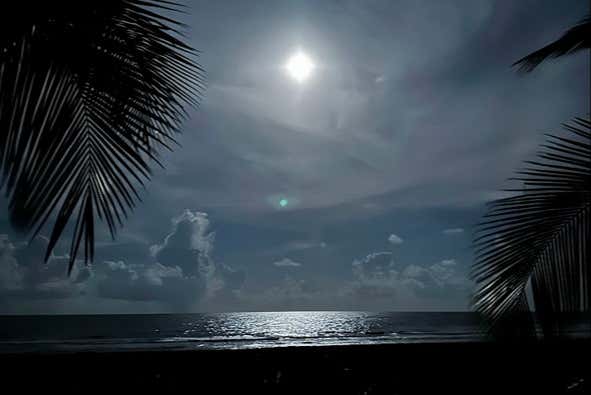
left=443, top=228, right=464, bottom=235
left=273, top=258, right=302, bottom=268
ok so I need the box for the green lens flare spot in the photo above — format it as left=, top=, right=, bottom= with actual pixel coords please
left=279, top=199, right=288, bottom=207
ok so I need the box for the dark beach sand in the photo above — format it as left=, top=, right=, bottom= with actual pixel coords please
left=2, top=340, right=589, bottom=394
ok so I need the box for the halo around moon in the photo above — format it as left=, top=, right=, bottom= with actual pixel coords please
left=285, top=51, right=315, bottom=83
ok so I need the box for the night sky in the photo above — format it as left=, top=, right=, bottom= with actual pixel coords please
left=0, top=0, right=588, bottom=313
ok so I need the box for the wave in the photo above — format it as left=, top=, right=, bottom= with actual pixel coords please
left=0, top=330, right=487, bottom=354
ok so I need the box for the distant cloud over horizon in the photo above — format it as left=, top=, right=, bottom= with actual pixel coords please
left=348, top=250, right=470, bottom=310
left=0, top=210, right=245, bottom=313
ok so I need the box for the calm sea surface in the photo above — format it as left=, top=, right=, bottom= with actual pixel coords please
left=0, top=312, right=489, bottom=353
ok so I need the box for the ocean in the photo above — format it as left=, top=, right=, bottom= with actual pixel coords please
left=0, top=311, right=486, bottom=353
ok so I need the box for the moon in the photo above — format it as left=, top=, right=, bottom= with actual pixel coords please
left=284, top=51, right=315, bottom=83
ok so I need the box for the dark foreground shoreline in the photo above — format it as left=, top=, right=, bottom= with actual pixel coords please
left=2, top=341, right=589, bottom=394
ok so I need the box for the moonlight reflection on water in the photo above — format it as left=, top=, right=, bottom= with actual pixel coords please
left=203, top=311, right=372, bottom=339
left=0, top=312, right=488, bottom=353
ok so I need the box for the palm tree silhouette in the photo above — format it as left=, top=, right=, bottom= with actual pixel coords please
left=513, top=15, right=590, bottom=72
left=473, top=119, right=590, bottom=337
left=0, top=1, right=204, bottom=273
left=472, top=15, right=590, bottom=337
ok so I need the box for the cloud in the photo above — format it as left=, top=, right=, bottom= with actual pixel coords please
left=388, top=234, right=403, bottom=245
left=223, top=248, right=470, bottom=311
left=0, top=235, right=90, bottom=301
left=158, top=0, right=587, bottom=216
left=92, top=210, right=245, bottom=307
left=272, top=258, right=302, bottom=267
left=443, top=228, right=464, bottom=235
left=92, top=260, right=203, bottom=305
left=0, top=210, right=244, bottom=312
left=401, top=261, right=468, bottom=292
left=352, top=252, right=397, bottom=285
left=352, top=251, right=392, bottom=268
left=348, top=251, right=470, bottom=309
left=150, top=210, right=215, bottom=277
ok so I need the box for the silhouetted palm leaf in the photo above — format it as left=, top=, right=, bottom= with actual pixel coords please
left=0, top=1, right=204, bottom=273
left=472, top=118, right=591, bottom=336
left=513, top=15, right=590, bottom=72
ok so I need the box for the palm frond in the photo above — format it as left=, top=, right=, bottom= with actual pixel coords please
left=472, top=118, right=591, bottom=337
left=513, top=15, right=591, bottom=72
left=0, top=1, right=204, bottom=273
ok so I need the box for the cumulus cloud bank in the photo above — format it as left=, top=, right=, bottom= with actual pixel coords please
left=347, top=251, right=469, bottom=310
left=235, top=251, right=470, bottom=311
left=96, top=210, right=244, bottom=307
left=0, top=210, right=244, bottom=313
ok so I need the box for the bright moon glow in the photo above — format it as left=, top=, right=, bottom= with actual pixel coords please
left=279, top=198, right=289, bottom=207
left=285, top=51, right=315, bottom=83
